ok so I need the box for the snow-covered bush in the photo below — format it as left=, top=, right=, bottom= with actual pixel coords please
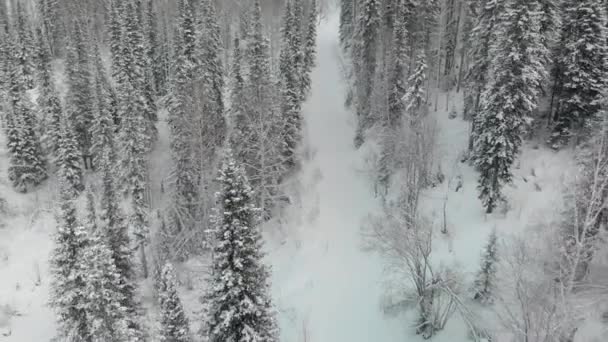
left=472, top=229, right=498, bottom=304
left=448, top=106, right=458, bottom=120
left=495, top=236, right=578, bottom=342
left=373, top=113, right=438, bottom=201
left=364, top=195, right=462, bottom=339
left=494, top=114, right=608, bottom=341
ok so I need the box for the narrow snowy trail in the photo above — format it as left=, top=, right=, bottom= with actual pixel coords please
left=270, top=13, right=404, bottom=342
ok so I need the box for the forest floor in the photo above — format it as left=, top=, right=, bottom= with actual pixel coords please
left=0, top=8, right=599, bottom=342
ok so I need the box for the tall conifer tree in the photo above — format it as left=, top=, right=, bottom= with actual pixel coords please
left=194, top=0, right=226, bottom=171
left=35, top=25, right=62, bottom=157
left=473, top=0, right=547, bottom=213
left=15, top=2, right=35, bottom=90
left=205, top=152, right=279, bottom=342
left=166, top=0, right=199, bottom=242
left=56, top=121, right=84, bottom=198
left=301, top=0, right=318, bottom=101
left=551, top=0, right=608, bottom=148
left=65, top=20, right=94, bottom=157
left=50, top=188, right=89, bottom=341
left=116, top=1, right=152, bottom=278
left=158, top=263, right=192, bottom=342
left=473, top=230, right=498, bottom=303
left=6, top=34, right=47, bottom=192
left=279, top=0, right=303, bottom=168
left=38, top=0, right=61, bottom=56
left=464, top=0, right=504, bottom=151
left=90, top=39, right=117, bottom=172
left=353, top=0, right=381, bottom=147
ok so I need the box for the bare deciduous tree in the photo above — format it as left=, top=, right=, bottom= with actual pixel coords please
left=364, top=199, right=463, bottom=339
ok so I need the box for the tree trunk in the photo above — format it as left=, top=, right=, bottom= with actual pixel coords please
left=548, top=78, right=557, bottom=127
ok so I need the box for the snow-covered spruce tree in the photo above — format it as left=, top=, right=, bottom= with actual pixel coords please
left=537, top=0, right=560, bottom=66
left=129, top=0, right=157, bottom=146
left=109, top=0, right=125, bottom=79
left=388, top=0, right=410, bottom=127
left=0, top=1, right=7, bottom=85
left=237, top=3, right=253, bottom=42
left=227, top=36, right=249, bottom=188
left=194, top=0, right=226, bottom=170
left=229, top=36, right=246, bottom=137
left=205, top=152, right=279, bottom=342
left=105, top=0, right=124, bottom=128
left=473, top=0, right=547, bottom=213
left=551, top=0, right=608, bottom=148
left=6, top=34, right=47, bottom=192
left=49, top=189, right=90, bottom=341
left=157, top=21, right=171, bottom=97
left=65, top=19, right=94, bottom=158
left=15, top=2, right=35, bottom=90
left=56, top=121, right=85, bottom=198
left=186, top=0, right=227, bottom=253
left=83, top=193, right=134, bottom=342
left=403, top=53, right=428, bottom=118
left=98, top=165, right=145, bottom=339
left=37, top=0, right=61, bottom=56
left=99, top=168, right=131, bottom=283
left=301, top=0, right=318, bottom=101
left=131, top=171, right=151, bottom=278
left=464, top=0, right=504, bottom=147
left=35, top=26, right=62, bottom=157
left=377, top=2, right=412, bottom=192
left=146, top=0, right=166, bottom=96
left=292, top=0, right=304, bottom=35
left=116, top=1, right=152, bottom=277
left=90, top=39, right=117, bottom=173
left=279, top=0, right=303, bottom=169
left=339, top=0, right=355, bottom=49
left=166, top=0, right=199, bottom=247
left=82, top=231, right=132, bottom=342
left=239, top=0, right=286, bottom=218
left=82, top=189, right=139, bottom=342
left=472, top=229, right=498, bottom=304
left=141, top=13, right=159, bottom=146
left=44, top=93, right=63, bottom=158
left=397, top=52, right=433, bottom=190
left=0, top=17, right=8, bottom=132
left=353, top=0, right=381, bottom=147
left=158, top=262, right=192, bottom=342
left=34, top=26, right=51, bottom=95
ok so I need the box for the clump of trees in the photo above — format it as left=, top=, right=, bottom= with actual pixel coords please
left=3, top=0, right=323, bottom=341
